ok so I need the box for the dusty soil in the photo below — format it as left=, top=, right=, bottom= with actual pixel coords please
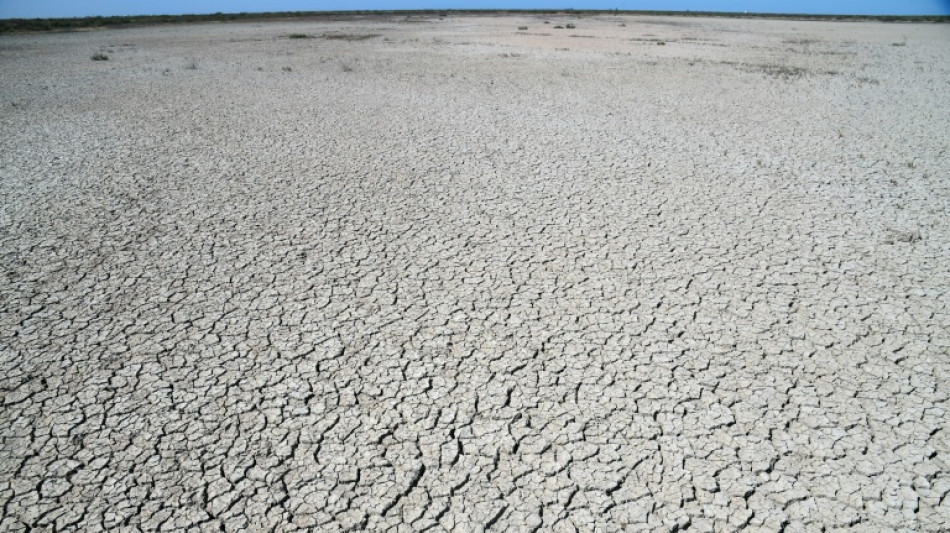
left=1, top=13, right=949, bottom=531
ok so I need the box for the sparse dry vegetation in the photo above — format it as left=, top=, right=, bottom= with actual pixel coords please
left=321, top=33, right=380, bottom=41
left=757, top=64, right=808, bottom=78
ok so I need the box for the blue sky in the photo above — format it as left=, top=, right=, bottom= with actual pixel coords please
left=1, top=1, right=948, bottom=18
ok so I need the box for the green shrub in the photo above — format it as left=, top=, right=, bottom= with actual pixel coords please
left=288, top=33, right=309, bottom=39
left=91, top=52, right=108, bottom=61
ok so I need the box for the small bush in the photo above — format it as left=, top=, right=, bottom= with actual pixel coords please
left=657, top=41, right=666, bottom=46
left=518, top=26, right=528, bottom=30
left=91, top=52, right=108, bottom=61
left=565, top=23, right=576, bottom=29
left=288, top=33, right=309, bottom=39
left=554, top=25, right=564, bottom=29
left=282, top=66, right=292, bottom=72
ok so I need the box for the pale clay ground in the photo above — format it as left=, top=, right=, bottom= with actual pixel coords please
left=1, top=13, right=949, bottom=532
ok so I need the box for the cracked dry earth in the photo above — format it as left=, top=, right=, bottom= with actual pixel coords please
left=2, top=14, right=950, bottom=532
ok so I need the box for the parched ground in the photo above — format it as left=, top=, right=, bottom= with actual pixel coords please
left=1, top=13, right=949, bottom=532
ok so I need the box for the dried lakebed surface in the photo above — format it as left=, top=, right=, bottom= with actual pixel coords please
left=2, top=14, right=949, bottom=532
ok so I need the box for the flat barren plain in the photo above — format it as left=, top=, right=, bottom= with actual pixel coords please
left=1, top=13, right=949, bottom=532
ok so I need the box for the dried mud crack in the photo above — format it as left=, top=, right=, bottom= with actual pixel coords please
left=1, top=14, right=949, bottom=532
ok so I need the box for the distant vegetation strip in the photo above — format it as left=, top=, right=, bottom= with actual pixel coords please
left=1, top=10, right=947, bottom=34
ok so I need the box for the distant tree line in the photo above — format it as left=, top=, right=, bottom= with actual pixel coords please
left=1, top=10, right=947, bottom=34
